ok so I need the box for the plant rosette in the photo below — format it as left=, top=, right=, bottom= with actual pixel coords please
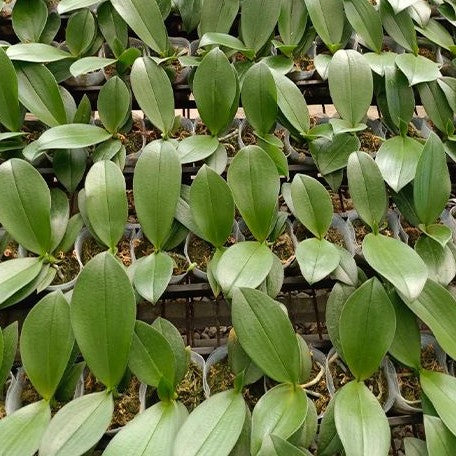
left=388, top=334, right=448, bottom=415
left=325, top=347, right=395, bottom=413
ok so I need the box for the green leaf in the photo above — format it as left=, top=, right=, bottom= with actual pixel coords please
left=40, top=12, right=61, bottom=45
left=227, top=146, right=279, bottom=242
left=252, top=384, right=308, bottom=454
left=190, top=165, right=234, bottom=247
left=97, top=2, right=128, bottom=56
left=49, top=188, right=69, bottom=253
left=133, top=252, right=173, bottom=304
left=343, top=0, right=383, bottom=53
left=335, top=381, right=390, bottom=456
left=57, top=0, right=99, bottom=14
left=39, top=391, right=113, bottom=456
left=422, top=224, right=452, bottom=249
left=259, top=435, right=311, bottom=455
left=240, top=0, right=281, bottom=54
left=404, top=438, right=428, bottom=456
left=0, top=322, right=18, bottom=391
left=21, top=291, right=74, bottom=401
left=174, top=390, right=246, bottom=455
left=340, top=278, right=396, bottom=380
left=176, top=0, right=202, bottom=32
left=416, top=18, right=456, bottom=52
left=12, top=0, right=47, bottom=43
left=296, top=238, right=341, bottom=285
left=290, top=174, right=333, bottom=238
left=363, top=233, right=427, bottom=300
left=69, top=57, right=118, bottom=78
left=71, top=252, right=136, bottom=390
left=304, top=0, right=346, bottom=51
left=364, top=51, right=397, bottom=76
left=66, top=9, right=96, bottom=57
left=278, top=0, right=308, bottom=46
left=328, top=50, right=373, bottom=127
left=347, top=151, right=386, bottom=231
left=438, top=77, right=456, bottom=113
left=0, top=158, right=51, bottom=254
left=23, top=124, right=112, bottom=161
left=131, top=57, right=175, bottom=136
left=110, top=0, right=169, bottom=56
left=414, top=133, right=450, bottom=226
left=0, top=48, right=21, bottom=131
left=133, top=141, right=181, bottom=250
left=376, top=136, right=423, bottom=193
left=177, top=135, right=220, bottom=164
left=402, top=279, right=456, bottom=360
left=53, top=148, right=87, bottom=194
left=318, top=395, right=343, bottom=455
left=199, top=0, right=239, bottom=36
left=424, top=415, right=456, bottom=455
left=98, top=76, right=130, bottom=134
left=241, top=63, right=277, bottom=136
left=7, top=43, right=71, bottom=62
left=85, top=160, right=127, bottom=251
left=395, top=54, right=440, bottom=86
left=128, top=320, right=175, bottom=390
left=420, top=370, right=456, bottom=437
left=104, top=401, right=188, bottom=455
left=232, top=287, right=299, bottom=383
left=0, top=400, right=50, bottom=456
left=193, top=48, right=239, bottom=137
left=216, top=242, right=274, bottom=297
left=199, top=33, right=255, bottom=59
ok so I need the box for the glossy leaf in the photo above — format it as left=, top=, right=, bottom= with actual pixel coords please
left=424, top=415, right=456, bottom=455
left=0, top=51, right=21, bottom=132
left=69, top=57, right=117, bottom=78
left=177, top=135, right=220, bottom=164
left=190, top=165, right=234, bottom=247
left=0, top=322, right=18, bottom=391
left=363, top=233, right=427, bottom=300
left=53, top=148, right=87, bottom=194
left=227, top=146, right=280, bottom=242
left=199, top=0, right=239, bottom=36
left=0, top=158, right=51, bottom=254
left=97, top=2, right=128, bottom=56
left=98, top=76, right=130, bottom=134
left=395, top=54, right=440, bottom=86
left=232, top=287, right=299, bottom=383
left=12, top=0, right=47, bottom=43
left=404, top=438, right=428, bottom=456
left=278, top=0, right=308, bottom=46
left=7, top=43, right=71, bottom=62
left=199, top=33, right=255, bottom=58
left=66, top=9, right=96, bottom=57
left=71, top=252, right=136, bottom=390
left=85, top=160, right=127, bottom=251
left=133, top=141, right=181, bottom=250
left=57, top=0, right=99, bottom=13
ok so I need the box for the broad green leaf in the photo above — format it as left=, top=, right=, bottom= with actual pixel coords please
left=335, top=381, right=390, bottom=456
left=57, top=0, right=99, bottom=13
left=12, top=0, right=47, bottom=43
left=363, top=233, right=427, bottom=300
left=339, top=278, right=396, bottom=380
left=55, top=213, right=83, bottom=254
left=241, top=63, right=277, bottom=136
left=39, top=391, right=113, bottom=456
left=7, top=43, right=71, bottom=62
left=422, top=224, right=452, bottom=248
left=380, top=0, right=418, bottom=53
left=438, top=77, right=456, bottom=113
left=395, top=54, right=440, bottom=86
left=291, top=174, right=333, bottom=238
left=259, top=435, right=311, bottom=455
left=110, top=0, right=169, bottom=55
left=53, top=148, right=87, bottom=194
left=21, top=291, right=74, bottom=401
left=425, top=415, right=456, bottom=455
left=414, top=133, right=450, bottom=226
left=240, top=0, right=281, bottom=54
left=343, top=0, right=383, bottom=53
left=177, top=135, right=220, bottom=164
left=97, top=2, right=128, bottom=56
left=133, top=252, right=173, bottom=304
left=40, top=12, right=61, bottom=45
left=402, top=279, right=456, bottom=360
left=190, top=165, right=234, bottom=247
left=416, top=18, right=456, bottom=52
left=272, top=70, right=310, bottom=135
left=0, top=400, right=50, bottom=456
left=128, top=320, right=175, bottom=390
left=0, top=329, right=3, bottom=380
left=259, top=251, right=285, bottom=299
left=404, top=438, right=428, bottom=456
left=131, top=57, right=175, bottom=136
left=174, top=390, right=246, bottom=456
left=309, top=132, right=360, bottom=175
left=98, top=76, right=130, bottom=134
left=304, top=0, right=346, bottom=51
left=331, top=247, right=358, bottom=286
left=66, top=9, right=96, bottom=57
left=104, top=401, right=188, bottom=455
left=69, top=57, right=118, bottom=78
left=251, top=384, right=308, bottom=455
left=85, top=160, right=127, bottom=251
left=176, top=0, right=202, bottom=32
left=347, top=151, right=386, bottom=231
left=227, top=146, right=280, bottom=242
left=71, top=252, right=136, bottom=390
left=421, top=370, right=456, bottom=437
left=199, top=33, right=255, bottom=59
left=49, top=188, right=69, bottom=253
left=376, top=136, right=423, bottom=192
left=296, top=238, right=341, bottom=285
left=217, top=242, right=273, bottom=296
left=256, top=134, right=288, bottom=177
left=363, top=51, right=397, bottom=76
left=328, top=50, right=373, bottom=127
left=133, top=141, right=181, bottom=250
left=232, top=287, right=299, bottom=383
left=193, top=48, right=239, bottom=137
left=199, top=0, right=239, bottom=36
left=23, top=124, right=112, bottom=161
left=388, top=292, right=421, bottom=369
left=0, top=322, right=18, bottom=391
left=0, top=158, right=51, bottom=254
left=387, top=0, right=417, bottom=14
left=278, top=0, right=308, bottom=46
left=318, top=395, right=343, bottom=456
